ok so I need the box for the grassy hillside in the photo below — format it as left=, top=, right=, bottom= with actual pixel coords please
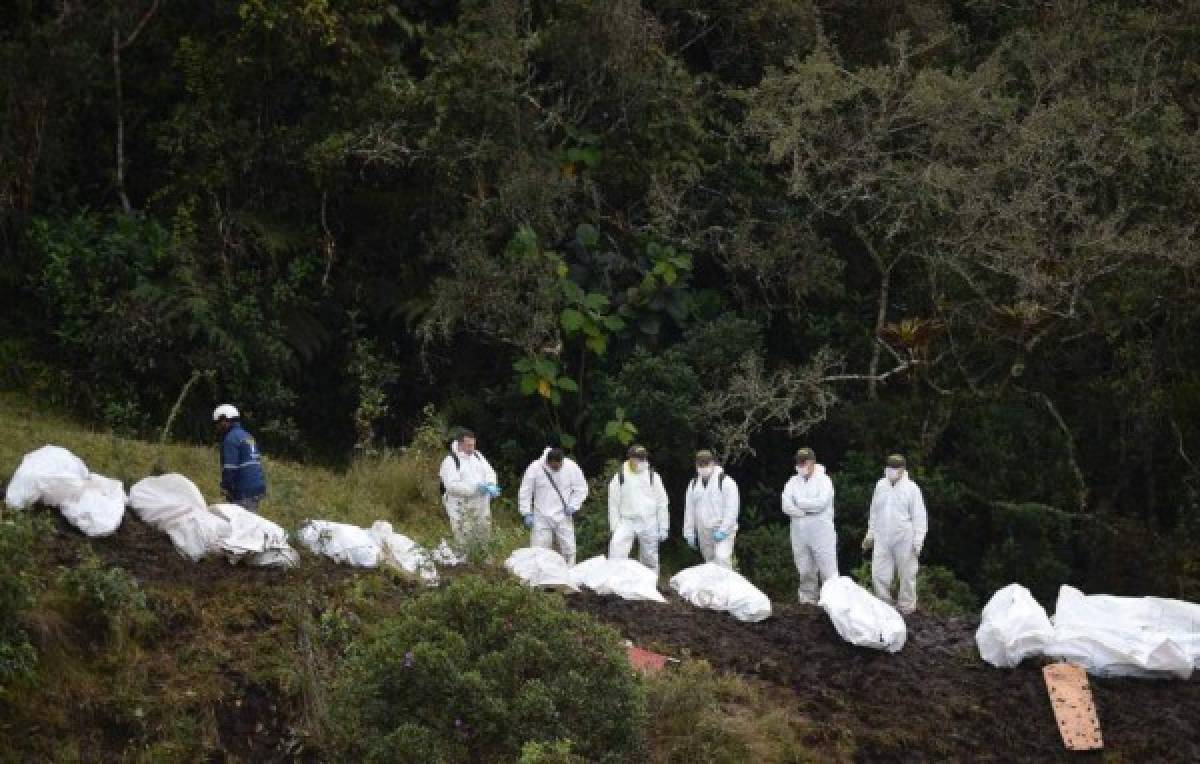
left=0, top=396, right=817, bottom=762
left=7, top=396, right=1198, bottom=762
left=0, top=393, right=519, bottom=546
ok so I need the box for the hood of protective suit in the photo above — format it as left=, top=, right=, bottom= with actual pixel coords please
left=624, top=459, right=651, bottom=477
left=798, top=463, right=826, bottom=479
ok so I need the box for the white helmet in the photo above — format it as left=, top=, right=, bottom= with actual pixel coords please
left=212, top=404, right=240, bottom=422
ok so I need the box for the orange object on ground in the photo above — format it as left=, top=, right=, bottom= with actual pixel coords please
left=1043, top=662, right=1103, bottom=751
left=626, top=645, right=671, bottom=675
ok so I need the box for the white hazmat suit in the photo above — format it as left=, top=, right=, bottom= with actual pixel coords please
left=865, top=473, right=927, bottom=614
left=608, top=462, right=669, bottom=572
left=439, top=441, right=497, bottom=545
left=683, top=467, right=740, bottom=568
left=518, top=449, right=589, bottom=565
left=782, top=464, right=838, bottom=604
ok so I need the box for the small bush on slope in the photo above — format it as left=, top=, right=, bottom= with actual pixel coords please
left=331, top=576, right=646, bottom=763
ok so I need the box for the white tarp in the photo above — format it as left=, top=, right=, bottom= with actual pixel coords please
left=819, top=576, right=907, bottom=653
left=5, top=445, right=125, bottom=537
left=431, top=538, right=465, bottom=566
left=1045, top=586, right=1196, bottom=680
left=369, top=521, right=438, bottom=585
left=209, top=503, right=299, bottom=568
left=128, top=473, right=232, bottom=561
left=61, top=474, right=126, bottom=538
left=5, top=445, right=89, bottom=508
left=298, top=520, right=381, bottom=568
left=504, top=547, right=578, bottom=592
left=570, top=556, right=665, bottom=603
left=669, top=563, right=772, bottom=622
left=975, top=583, right=1055, bottom=668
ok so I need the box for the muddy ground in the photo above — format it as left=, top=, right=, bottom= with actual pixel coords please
left=568, top=592, right=1200, bottom=762
left=27, top=515, right=1200, bottom=761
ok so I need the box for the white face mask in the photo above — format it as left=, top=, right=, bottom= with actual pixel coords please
left=796, top=463, right=812, bottom=477
left=630, top=459, right=646, bottom=473
left=697, top=466, right=714, bottom=478
left=885, top=467, right=903, bottom=482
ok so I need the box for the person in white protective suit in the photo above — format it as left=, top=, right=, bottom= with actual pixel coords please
left=862, top=454, right=927, bottom=614
left=607, top=444, right=669, bottom=572
left=782, top=447, right=838, bottom=604
left=438, top=429, right=500, bottom=546
left=518, top=446, right=589, bottom=565
left=683, top=449, right=740, bottom=568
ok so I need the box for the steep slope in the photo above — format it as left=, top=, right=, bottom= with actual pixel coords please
left=3, top=396, right=1199, bottom=761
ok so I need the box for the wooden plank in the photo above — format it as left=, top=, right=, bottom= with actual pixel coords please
left=1043, top=662, right=1104, bottom=751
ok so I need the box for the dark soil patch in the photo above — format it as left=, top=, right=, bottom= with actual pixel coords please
left=568, top=592, right=1200, bottom=762
left=215, top=674, right=295, bottom=762
left=43, top=508, right=357, bottom=593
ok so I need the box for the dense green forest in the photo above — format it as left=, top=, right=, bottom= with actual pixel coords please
left=4, top=0, right=1200, bottom=603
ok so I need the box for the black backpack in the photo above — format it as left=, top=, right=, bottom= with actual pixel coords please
left=689, top=473, right=728, bottom=492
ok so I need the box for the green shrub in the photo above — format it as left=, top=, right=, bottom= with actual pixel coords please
left=916, top=565, right=978, bottom=617
left=56, top=556, right=153, bottom=648
left=572, top=468, right=618, bottom=562
left=331, top=577, right=646, bottom=763
left=978, top=502, right=1075, bottom=604
left=518, top=739, right=587, bottom=764
left=736, top=524, right=796, bottom=599
left=852, top=561, right=977, bottom=616
left=346, top=404, right=447, bottom=528
left=0, top=513, right=37, bottom=687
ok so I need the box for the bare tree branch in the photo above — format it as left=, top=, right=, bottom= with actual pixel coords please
left=1027, top=389, right=1088, bottom=513
left=699, top=349, right=840, bottom=463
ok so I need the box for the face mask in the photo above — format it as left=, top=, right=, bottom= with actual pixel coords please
left=630, top=459, right=646, bottom=473
left=698, top=466, right=714, bottom=478
left=885, top=467, right=903, bottom=482
left=796, top=463, right=811, bottom=476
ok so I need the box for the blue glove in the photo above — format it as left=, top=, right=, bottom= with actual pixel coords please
left=484, top=483, right=502, bottom=498
left=476, top=483, right=490, bottom=496
left=686, top=537, right=697, bottom=549
left=522, top=514, right=534, bottom=528
left=713, top=530, right=729, bottom=542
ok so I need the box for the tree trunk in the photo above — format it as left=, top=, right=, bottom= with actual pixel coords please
left=853, top=224, right=893, bottom=402
left=1033, top=391, right=1088, bottom=512
left=112, top=27, right=131, bottom=213
left=110, top=0, right=160, bottom=213
left=868, top=266, right=891, bottom=401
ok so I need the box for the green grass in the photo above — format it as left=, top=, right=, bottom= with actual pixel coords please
left=0, top=392, right=526, bottom=550
left=0, top=393, right=531, bottom=759
left=645, top=660, right=849, bottom=763
left=0, top=395, right=832, bottom=762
